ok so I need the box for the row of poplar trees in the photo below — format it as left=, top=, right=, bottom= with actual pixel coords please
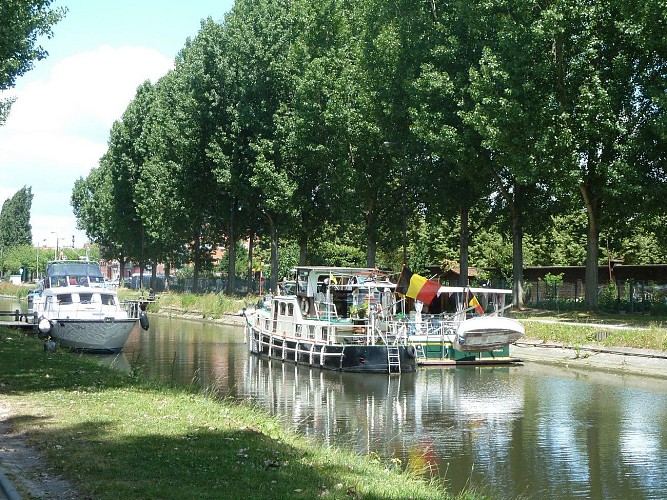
left=72, top=0, right=666, bottom=309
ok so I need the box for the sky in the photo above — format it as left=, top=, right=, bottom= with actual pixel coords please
left=0, top=0, right=235, bottom=249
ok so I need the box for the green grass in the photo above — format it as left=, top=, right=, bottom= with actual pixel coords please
left=0, top=281, right=34, bottom=299
left=118, top=290, right=251, bottom=319
left=0, top=329, right=471, bottom=499
left=512, top=310, right=667, bottom=351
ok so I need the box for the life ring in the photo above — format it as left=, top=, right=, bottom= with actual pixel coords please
left=139, top=311, right=150, bottom=331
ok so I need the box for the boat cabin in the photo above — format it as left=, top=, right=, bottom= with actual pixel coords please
left=44, top=261, right=106, bottom=289
left=294, top=266, right=395, bottom=319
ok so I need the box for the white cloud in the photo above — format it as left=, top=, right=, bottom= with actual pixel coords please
left=0, top=45, right=173, bottom=246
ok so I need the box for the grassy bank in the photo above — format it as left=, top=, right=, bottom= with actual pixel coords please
left=0, top=281, right=33, bottom=299
left=511, top=310, right=667, bottom=351
left=118, top=290, right=250, bottom=319
left=0, top=329, right=469, bottom=500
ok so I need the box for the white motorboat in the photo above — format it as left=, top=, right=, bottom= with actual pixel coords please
left=31, top=260, right=149, bottom=353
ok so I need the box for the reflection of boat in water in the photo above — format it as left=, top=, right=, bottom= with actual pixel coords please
left=31, top=260, right=149, bottom=353
left=243, top=353, right=525, bottom=484
left=245, top=267, right=418, bottom=373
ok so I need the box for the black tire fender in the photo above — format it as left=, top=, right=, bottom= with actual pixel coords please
left=139, top=311, right=150, bottom=331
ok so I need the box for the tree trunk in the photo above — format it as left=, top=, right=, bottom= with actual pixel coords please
left=164, top=260, right=171, bottom=291
left=299, top=235, right=307, bottom=266
left=118, top=256, right=126, bottom=289
left=270, top=215, right=279, bottom=293
left=512, top=183, right=525, bottom=309
left=192, top=235, right=200, bottom=294
left=247, top=229, right=254, bottom=292
left=226, top=238, right=236, bottom=294
left=366, top=198, right=377, bottom=268
left=366, top=232, right=377, bottom=268
left=581, top=183, right=601, bottom=310
left=226, top=199, right=237, bottom=294
left=150, top=264, right=157, bottom=291
left=459, top=205, right=469, bottom=287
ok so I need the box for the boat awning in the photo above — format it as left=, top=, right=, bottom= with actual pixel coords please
left=46, top=262, right=104, bottom=278
left=437, top=286, right=512, bottom=295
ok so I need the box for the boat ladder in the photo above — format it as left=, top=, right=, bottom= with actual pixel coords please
left=387, top=345, right=401, bottom=374
left=414, top=343, right=426, bottom=359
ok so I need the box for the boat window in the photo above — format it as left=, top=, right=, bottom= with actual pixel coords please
left=287, top=303, right=294, bottom=316
left=280, top=302, right=286, bottom=315
left=100, top=294, right=116, bottom=306
left=57, top=294, right=73, bottom=304
left=79, top=293, right=93, bottom=304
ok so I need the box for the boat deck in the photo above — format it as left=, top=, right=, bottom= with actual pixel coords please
left=418, top=357, right=523, bottom=366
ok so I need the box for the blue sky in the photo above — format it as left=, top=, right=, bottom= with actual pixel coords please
left=0, top=0, right=234, bottom=248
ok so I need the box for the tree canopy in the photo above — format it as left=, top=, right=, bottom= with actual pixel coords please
left=0, top=185, right=33, bottom=248
left=0, top=0, right=66, bottom=124
left=72, top=0, right=667, bottom=308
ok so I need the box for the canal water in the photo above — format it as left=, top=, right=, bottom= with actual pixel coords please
left=6, top=298, right=667, bottom=499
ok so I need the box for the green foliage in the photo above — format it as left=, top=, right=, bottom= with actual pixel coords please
left=0, top=280, right=31, bottom=298
left=308, top=240, right=365, bottom=268
left=71, top=0, right=667, bottom=308
left=0, top=186, right=33, bottom=248
left=543, top=273, right=564, bottom=288
left=0, top=0, right=66, bottom=124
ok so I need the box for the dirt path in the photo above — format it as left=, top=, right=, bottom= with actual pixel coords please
left=0, top=400, right=80, bottom=499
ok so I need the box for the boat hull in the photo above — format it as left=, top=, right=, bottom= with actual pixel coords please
left=48, top=318, right=138, bottom=353
left=247, top=324, right=417, bottom=373
left=453, top=316, right=525, bottom=352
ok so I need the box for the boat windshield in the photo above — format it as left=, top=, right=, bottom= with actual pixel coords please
left=44, top=261, right=106, bottom=289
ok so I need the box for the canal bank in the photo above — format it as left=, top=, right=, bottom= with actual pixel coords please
left=1, top=329, right=459, bottom=500
left=511, top=339, right=667, bottom=379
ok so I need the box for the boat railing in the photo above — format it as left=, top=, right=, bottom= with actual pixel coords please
left=122, top=301, right=144, bottom=319
left=383, top=314, right=461, bottom=340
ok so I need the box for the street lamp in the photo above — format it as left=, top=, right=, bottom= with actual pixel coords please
left=35, top=238, right=46, bottom=280
left=50, top=231, right=59, bottom=260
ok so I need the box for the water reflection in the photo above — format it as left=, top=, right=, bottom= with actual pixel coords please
left=4, top=298, right=666, bottom=500
left=126, top=316, right=667, bottom=499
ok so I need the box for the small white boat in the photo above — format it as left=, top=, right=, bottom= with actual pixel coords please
left=31, top=260, right=149, bottom=353
left=453, top=315, right=525, bottom=352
